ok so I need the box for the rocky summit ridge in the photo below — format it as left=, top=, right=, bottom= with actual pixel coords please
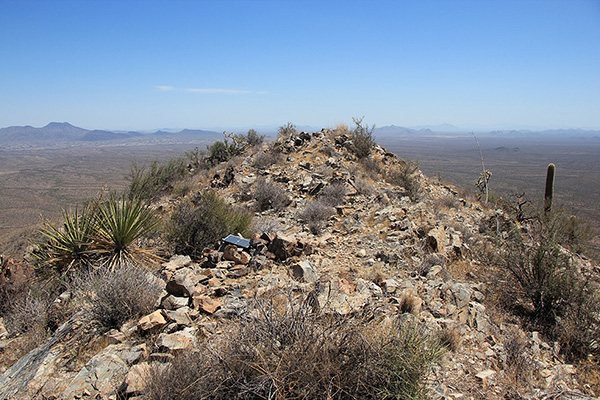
left=0, top=128, right=597, bottom=399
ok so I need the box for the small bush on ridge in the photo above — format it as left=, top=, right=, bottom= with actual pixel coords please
left=318, top=182, right=346, bottom=207
left=167, top=190, right=252, bottom=258
left=299, top=200, right=335, bottom=234
left=146, top=295, right=443, bottom=400
left=277, top=122, right=297, bottom=139
left=253, top=179, right=289, bottom=211
left=348, top=116, right=376, bottom=159
left=127, top=157, right=188, bottom=201
left=207, top=130, right=265, bottom=166
left=70, top=263, right=162, bottom=330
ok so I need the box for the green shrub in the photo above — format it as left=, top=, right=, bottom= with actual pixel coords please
left=91, top=195, right=160, bottom=268
left=127, top=157, right=188, bottom=201
left=35, top=195, right=160, bottom=274
left=348, top=116, right=376, bottom=158
left=35, top=205, right=97, bottom=275
left=207, top=130, right=262, bottom=166
left=493, top=211, right=600, bottom=360
left=245, top=128, right=264, bottom=147
left=70, top=263, right=162, bottom=330
left=277, top=122, right=297, bottom=139
left=167, top=190, right=252, bottom=258
left=386, top=160, right=421, bottom=201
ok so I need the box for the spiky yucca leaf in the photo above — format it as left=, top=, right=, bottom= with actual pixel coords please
left=91, top=196, right=160, bottom=268
left=36, top=205, right=96, bottom=274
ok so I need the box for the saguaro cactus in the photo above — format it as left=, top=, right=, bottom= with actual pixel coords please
left=544, top=163, right=555, bottom=213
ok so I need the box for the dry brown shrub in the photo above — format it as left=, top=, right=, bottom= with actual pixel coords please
left=318, top=182, right=346, bottom=207
left=299, top=200, right=335, bottom=234
left=253, top=179, right=289, bottom=211
left=437, top=326, right=462, bottom=352
left=146, top=294, right=444, bottom=400
left=70, top=263, right=162, bottom=330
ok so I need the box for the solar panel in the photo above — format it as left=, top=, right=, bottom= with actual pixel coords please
left=223, top=234, right=250, bottom=249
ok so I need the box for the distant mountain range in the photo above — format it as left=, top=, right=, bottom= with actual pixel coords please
left=373, top=125, right=600, bottom=141
left=1, top=122, right=599, bottom=150
left=0, top=122, right=222, bottom=150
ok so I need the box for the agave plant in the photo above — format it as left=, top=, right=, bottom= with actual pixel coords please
left=90, top=195, right=161, bottom=268
left=36, top=205, right=97, bottom=275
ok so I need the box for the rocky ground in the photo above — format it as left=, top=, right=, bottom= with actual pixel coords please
left=0, top=129, right=597, bottom=399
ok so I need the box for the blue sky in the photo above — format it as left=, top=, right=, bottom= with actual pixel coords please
left=1, top=0, right=599, bottom=131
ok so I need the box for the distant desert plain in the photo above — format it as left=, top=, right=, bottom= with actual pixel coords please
left=0, top=122, right=598, bottom=256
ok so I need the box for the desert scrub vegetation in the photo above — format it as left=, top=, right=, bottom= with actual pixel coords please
left=347, top=116, right=376, bottom=159
left=318, top=181, right=346, bottom=206
left=146, top=295, right=443, bottom=400
left=489, top=210, right=600, bottom=361
left=386, top=159, right=421, bottom=201
left=127, top=157, right=188, bottom=201
left=252, top=178, right=289, bottom=211
left=252, top=150, right=281, bottom=169
left=69, top=263, right=162, bottom=330
left=167, top=190, right=252, bottom=258
left=207, top=130, right=265, bottom=166
left=299, top=200, right=335, bottom=234
left=277, top=121, right=297, bottom=139
left=35, top=194, right=160, bottom=274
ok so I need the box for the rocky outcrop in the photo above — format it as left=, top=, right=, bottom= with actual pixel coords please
left=0, top=127, right=595, bottom=399
left=0, top=315, right=80, bottom=399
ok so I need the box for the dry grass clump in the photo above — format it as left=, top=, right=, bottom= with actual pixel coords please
left=69, top=263, right=162, bottom=330
left=146, top=295, right=444, bottom=400
left=252, top=179, right=289, bottom=211
left=437, top=326, right=462, bottom=352
left=399, top=290, right=421, bottom=315
left=127, top=157, right=188, bottom=201
left=252, top=217, right=282, bottom=236
left=500, top=330, right=537, bottom=396
left=299, top=200, right=335, bottom=234
left=333, top=122, right=350, bottom=136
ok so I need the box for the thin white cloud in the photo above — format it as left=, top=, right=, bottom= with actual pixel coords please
left=155, top=85, right=175, bottom=91
left=155, top=86, right=267, bottom=94
left=185, top=88, right=252, bottom=94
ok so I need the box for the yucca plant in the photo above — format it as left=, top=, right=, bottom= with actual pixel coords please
left=36, top=205, right=97, bottom=275
left=90, top=195, right=161, bottom=268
